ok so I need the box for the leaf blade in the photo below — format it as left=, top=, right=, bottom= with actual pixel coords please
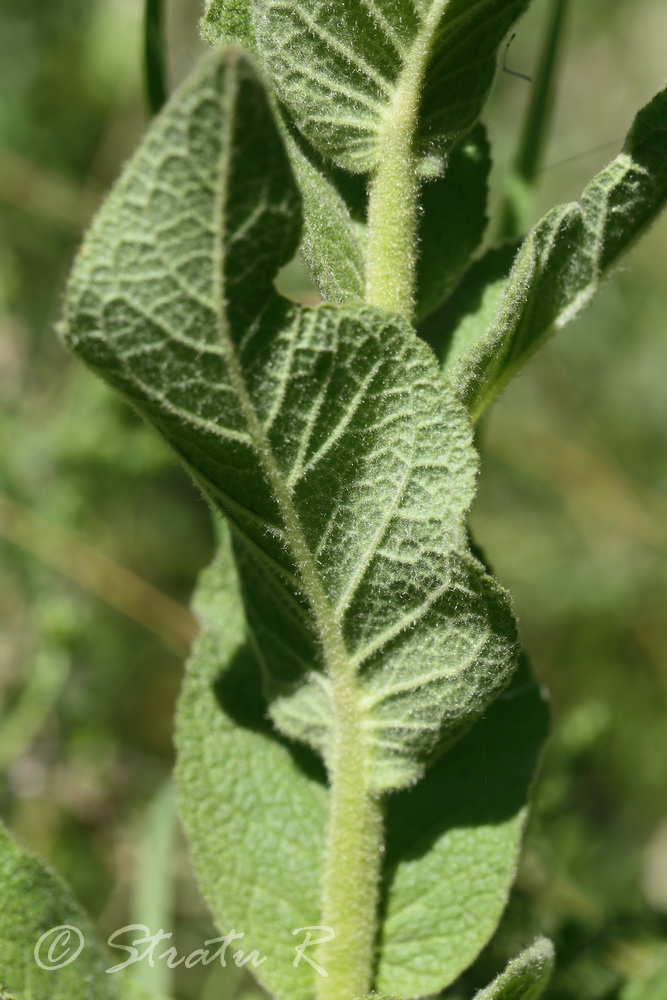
left=62, top=47, right=519, bottom=792
left=473, top=938, right=555, bottom=1000
left=0, top=823, right=135, bottom=1000
left=253, top=0, right=531, bottom=173
left=175, top=535, right=327, bottom=1000
left=441, top=84, right=667, bottom=419
left=416, top=123, right=491, bottom=321
left=176, top=545, right=548, bottom=1000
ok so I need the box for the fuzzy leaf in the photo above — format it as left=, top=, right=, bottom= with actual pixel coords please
left=199, top=0, right=366, bottom=304
left=0, top=823, right=151, bottom=1000
left=201, top=0, right=255, bottom=47
left=285, top=125, right=366, bottom=303
left=177, top=539, right=549, bottom=1000
left=473, top=938, right=555, bottom=1000
left=62, top=47, right=518, bottom=793
left=253, top=0, right=530, bottom=173
left=376, top=653, right=549, bottom=994
left=175, top=534, right=328, bottom=1000
left=419, top=242, right=520, bottom=358
left=416, top=123, right=491, bottom=320
left=441, top=84, right=667, bottom=420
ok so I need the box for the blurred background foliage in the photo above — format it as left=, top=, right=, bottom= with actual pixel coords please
left=0, top=1, right=665, bottom=999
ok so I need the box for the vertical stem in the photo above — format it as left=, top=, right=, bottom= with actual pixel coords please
left=499, top=0, right=570, bottom=237
left=364, top=0, right=449, bottom=323
left=144, top=0, right=168, bottom=116
left=318, top=680, right=384, bottom=1000
left=365, top=129, right=419, bottom=322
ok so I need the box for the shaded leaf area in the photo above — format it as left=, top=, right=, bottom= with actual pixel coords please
left=419, top=242, right=519, bottom=358
left=0, top=823, right=151, bottom=1000
left=62, top=47, right=518, bottom=793
left=252, top=0, right=529, bottom=173
left=416, top=123, right=491, bottom=321
left=283, top=117, right=366, bottom=304
left=472, top=938, right=554, bottom=999
left=201, top=0, right=368, bottom=305
left=176, top=538, right=549, bottom=1000
left=427, top=84, right=667, bottom=419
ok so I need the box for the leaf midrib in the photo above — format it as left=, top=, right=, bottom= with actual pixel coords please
left=213, top=57, right=364, bottom=758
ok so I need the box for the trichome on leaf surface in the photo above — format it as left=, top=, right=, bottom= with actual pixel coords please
left=1, top=1, right=666, bottom=999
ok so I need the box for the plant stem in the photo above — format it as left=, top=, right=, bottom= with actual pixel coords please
left=364, top=0, right=449, bottom=323
left=144, top=0, right=167, bottom=116
left=318, top=680, right=384, bottom=1000
left=365, top=121, right=419, bottom=322
left=499, top=0, right=570, bottom=237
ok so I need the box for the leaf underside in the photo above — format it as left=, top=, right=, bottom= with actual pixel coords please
left=177, top=535, right=549, bottom=1000
left=62, top=47, right=518, bottom=794
left=58, top=44, right=549, bottom=1000
left=253, top=0, right=530, bottom=173
left=473, top=938, right=555, bottom=1000
left=435, top=84, right=667, bottom=419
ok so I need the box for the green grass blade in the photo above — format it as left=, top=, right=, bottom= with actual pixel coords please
left=131, top=781, right=177, bottom=999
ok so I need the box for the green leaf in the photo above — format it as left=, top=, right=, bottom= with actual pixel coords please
left=62, top=46, right=518, bottom=793
left=199, top=7, right=365, bottom=306
left=473, top=938, right=555, bottom=1000
left=201, top=0, right=255, bottom=47
left=131, top=781, right=177, bottom=999
left=175, top=533, right=328, bottom=1000
left=176, top=540, right=549, bottom=1000
left=144, top=0, right=167, bottom=116
left=416, top=123, right=491, bottom=321
left=285, top=124, right=366, bottom=304
left=441, top=84, right=667, bottom=420
left=499, top=0, right=570, bottom=238
left=376, top=653, right=549, bottom=995
left=0, top=822, right=129, bottom=1000
left=419, top=242, right=519, bottom=359
left=252, top=0, right=531, bottom=173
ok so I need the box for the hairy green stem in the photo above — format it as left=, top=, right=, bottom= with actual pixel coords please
left=317, top=680, right=384, bottom=1000
left=215, top=66, right=383, bottom=998
left=365, top=0, right=449, bottom=322
left=365, top=122, right=419, bottom=321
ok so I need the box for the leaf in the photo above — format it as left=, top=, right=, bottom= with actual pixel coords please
left=285, top=124, right=366, bottom=304
left=419, top=242, right=519, bottom=359
left=498, top=0, right=569, bottom=238
left=201, top=0, right=255, bottom=47
left=440, top=84, right=667, bottom=420
left=376, top=654, right=549, bottom=995
left=62, top=46, right=518, bottom=793
left=176, top=540, right=549, bottom=1000
left=416, top=123, right=491, bottom=321
left=199, top=0, right=366, bottom=305
left=131, top=781, right=177, bottom=999
left=0, top=822, right=144, bottom=1000
left=252, top=0, right=531, bottom=173
left=472, top=938, right=555, bottom=1000
left=175, top=533, right=328, bottom=1000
